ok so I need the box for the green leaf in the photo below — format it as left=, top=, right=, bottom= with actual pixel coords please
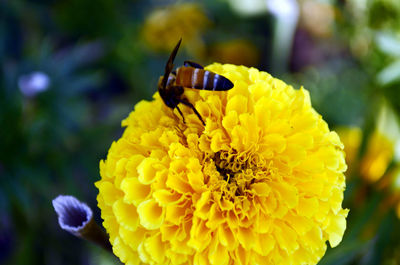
left=318, top=239, right=369, bottom=265
left=377, top=60, right=400, bottom=86
left=375, top=32, right=400, bottom=57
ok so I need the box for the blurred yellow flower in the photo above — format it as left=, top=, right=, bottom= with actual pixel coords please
left=360, top=103, right=399, bottom=183
left=96, top=64, right=348, bottom=265
left=299, top=0, right=336, bottom=38
left=209, top=40, right=260, bottom=67
left=336, top=127, right=362, bottom=175
left=360, top=131, right=394, bottom=182
left=142, top=3, right=209, bottom=55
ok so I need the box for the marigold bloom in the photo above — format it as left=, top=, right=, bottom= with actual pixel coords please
left=360, top=103, right=399, bottom=182
left=142, top=4, right=209, bottom=53
left=360, top=131, right=394, bottom=182
left=299, top=0, right=336, bottom=38
left=96, top=64, right=348, bottom=265
left=210, top=40, right=259, bottom=67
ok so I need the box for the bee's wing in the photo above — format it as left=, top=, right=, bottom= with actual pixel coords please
left=161, top=38, right=182, bottom=89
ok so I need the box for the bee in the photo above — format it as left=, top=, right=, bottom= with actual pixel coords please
left=158, top=39, right=234, bottom=126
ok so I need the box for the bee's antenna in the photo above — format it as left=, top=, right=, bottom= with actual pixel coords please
left=162, top=38, right=182, bottom=88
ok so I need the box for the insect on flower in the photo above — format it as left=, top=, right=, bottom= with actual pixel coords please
left=158, top=39, right=234, bottom=126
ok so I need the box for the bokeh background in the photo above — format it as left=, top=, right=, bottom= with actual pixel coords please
left=1, top=0, right=400, bottom=264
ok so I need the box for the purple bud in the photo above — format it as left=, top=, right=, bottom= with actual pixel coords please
left=18, top=71, right=50, bottom=97
left=52, top=195, right=112, bottom=252
left=52, top=195, right=93, bottom=236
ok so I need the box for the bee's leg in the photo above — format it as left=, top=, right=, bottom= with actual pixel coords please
left=183, top=61, right=203, bottom=69
left=179, top=98, right=206, bottom=126
left=175, top=105, right=186, bottom=124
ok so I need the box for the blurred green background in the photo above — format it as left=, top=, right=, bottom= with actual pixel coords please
left=1, top=0, right=400, bottom=264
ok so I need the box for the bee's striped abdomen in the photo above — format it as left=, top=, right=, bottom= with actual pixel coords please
left=203, top=70, right=233, bottom=90
left=176, top=67, right=202, bottom=89
left=176, top=67, right=233, bottom=91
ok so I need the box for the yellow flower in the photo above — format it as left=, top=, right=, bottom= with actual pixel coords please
left=299, top=0, right=336, bottom=38
left=209, top=40, right=259, bottom=67
left=142, top=3, right=209, bottom=55
left=336, top=127, right=362, bottom=176
left=360, top=131, right=394, bottom=182
left=359, top=103, right=399, bottom=183
left=96, top=64, right=348, bottom=265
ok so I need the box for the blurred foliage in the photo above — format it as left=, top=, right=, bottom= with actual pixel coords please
left=1, top=0, right=400, bottom=264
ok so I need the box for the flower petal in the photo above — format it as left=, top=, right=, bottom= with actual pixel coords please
left=137, top=199, right=164, bottom=230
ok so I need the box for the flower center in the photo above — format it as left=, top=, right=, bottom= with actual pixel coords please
left=209, top=150, right=268, bottom=198
left=214, top=151, right=243, bottom=182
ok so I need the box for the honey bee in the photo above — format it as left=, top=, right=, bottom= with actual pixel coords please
left=158, top=39, right=234, bottom=126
